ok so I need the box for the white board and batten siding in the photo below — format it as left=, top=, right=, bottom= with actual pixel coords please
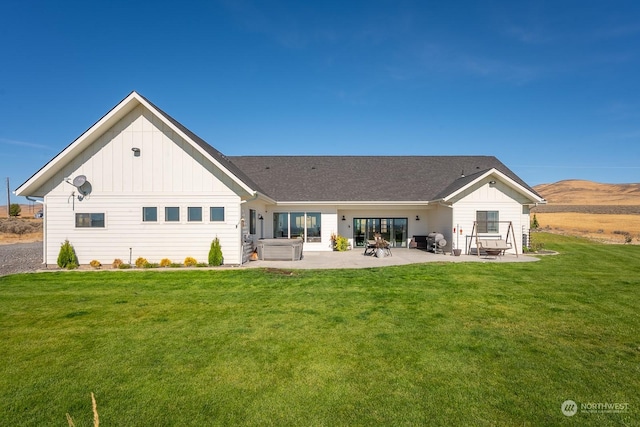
left=451, top=180, right=531, bottom=254
left=39, top=104, right=246, bottom=265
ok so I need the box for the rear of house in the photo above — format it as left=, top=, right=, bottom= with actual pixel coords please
left=16, top=92, right=545, bottom=266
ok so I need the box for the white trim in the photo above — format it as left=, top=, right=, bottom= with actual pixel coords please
left=275, top=200, right=432, bottom=206
left=442, top=168, right=545, bottom=203
left=16, top=92, right=259, bottom=198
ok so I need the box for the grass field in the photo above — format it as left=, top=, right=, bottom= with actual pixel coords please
left=534, top=212, right=640, bottom=244
left=0, top=233, right=638, bottom=426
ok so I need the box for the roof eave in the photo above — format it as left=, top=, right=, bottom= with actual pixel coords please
left=442, top=168, right=546, bottom=203
left=134, top=94, right=257, bottom=196
left=274, top=200, right=432, bottom=206
left=16, top=92, right=142, bottom=196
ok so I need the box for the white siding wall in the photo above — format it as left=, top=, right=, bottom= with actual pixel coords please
left=451, top=179, right=530, bottom=254
left=427, top=205, right=454, bottom=252
left=40, top=105, right=246, bottom=265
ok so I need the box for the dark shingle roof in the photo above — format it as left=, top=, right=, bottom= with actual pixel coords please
left=137, top=93, right=540, bottom=203
left=229, top=155, right=541, bottom=202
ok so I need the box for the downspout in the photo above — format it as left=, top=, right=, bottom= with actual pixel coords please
left=26, top=196, right=47, bottom=267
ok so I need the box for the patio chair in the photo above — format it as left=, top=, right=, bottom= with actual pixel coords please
left=364, top=239, right=377, bottom=256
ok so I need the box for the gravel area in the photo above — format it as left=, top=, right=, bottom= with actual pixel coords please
left=0, top=242, right=44, bottom=277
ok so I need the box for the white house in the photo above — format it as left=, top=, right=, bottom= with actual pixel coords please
left=16, top=92, right=546, bottom=266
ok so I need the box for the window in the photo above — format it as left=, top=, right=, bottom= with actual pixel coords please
left=274, top=212, right=288, bottom=238
left=165, top=207, right=180, bottom=222
left=188, top=207, right=202, bottom=222
left=305, top=212, right=321, bottom=242
left=249, top=209, right=256, bottom=234
left=273, top=212, right=321, bottom=242
left=477, top=211, right=499, bottom=233
left=210, top=207, right=225, bottom=222
left=143, top=207, right=157, bottom=222
left=76, top=213, right=105, bottom=228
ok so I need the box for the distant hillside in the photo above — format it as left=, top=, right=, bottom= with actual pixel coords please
left=534, top=180, right=640, bottom=206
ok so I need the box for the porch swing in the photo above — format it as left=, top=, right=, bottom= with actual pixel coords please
left=467, top=221, right=518, bottom=258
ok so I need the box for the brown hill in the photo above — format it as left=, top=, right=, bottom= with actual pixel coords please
left=534, top=180, right=640, bottom=205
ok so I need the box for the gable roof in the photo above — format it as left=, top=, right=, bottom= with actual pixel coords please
left=16, top=92, right=543, bottom=205
left=16, top=91, right=264, bottom=198
left=230, top=155, right=544, bottom=203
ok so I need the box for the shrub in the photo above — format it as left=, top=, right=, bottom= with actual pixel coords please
left=0, top=218, right=42, bottom=236
left=159, top=258, right=172, bottom=267
left=112, top=258, right=124, bottom=269
left=135, top=257, right=149, bottom=268
left=89, top=260, right=102, bottom=269
left=334, top=235, right=349, bottom=251
left=9, top=203, right=21, bottom=217
left=118, top=263, right=131, bottom=269
left=184, top=257, right=198, bottom=267
left=57, top=240, right=78, bottom=269
left=208, top=237, right=223, bottom=266
left=530, top=214, right=539, bottom=229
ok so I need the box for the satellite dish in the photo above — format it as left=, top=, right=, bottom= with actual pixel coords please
left=72, top=175, right=87, bottom=187
left=78, top=181, right=92, bottom=196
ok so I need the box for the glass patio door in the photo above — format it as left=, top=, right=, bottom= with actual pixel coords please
left=353, top=218, right=407, bottom=247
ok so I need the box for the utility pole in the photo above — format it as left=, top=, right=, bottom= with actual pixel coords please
left=6, top=177, right=10, bottom=218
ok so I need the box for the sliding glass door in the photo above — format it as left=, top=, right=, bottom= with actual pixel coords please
left=353, top=218, right=408, bottom=247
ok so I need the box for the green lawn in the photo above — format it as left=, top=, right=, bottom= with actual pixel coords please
left=0, top=233, right=638, bottom=426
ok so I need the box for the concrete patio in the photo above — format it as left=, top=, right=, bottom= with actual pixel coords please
left=243, top=248, right=539, bottom=269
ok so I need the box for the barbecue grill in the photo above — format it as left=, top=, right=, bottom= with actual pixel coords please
left=427, top=232, right=447, bottom=254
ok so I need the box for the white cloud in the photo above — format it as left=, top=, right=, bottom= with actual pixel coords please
left=0, top=138, right=51, bottom=150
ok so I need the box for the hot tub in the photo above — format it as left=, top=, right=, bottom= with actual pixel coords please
left=257, top=238, right=304, bottom=261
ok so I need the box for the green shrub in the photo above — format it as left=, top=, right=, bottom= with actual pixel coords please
left=530, top=214, right=539, bottom=229
left=334, top=235, right=349, bottom=251
left=9, top=203, right=21, bottom=217
left=208, top=237, right=223, bottom=266
left=57, top=240, right=78, bottom=269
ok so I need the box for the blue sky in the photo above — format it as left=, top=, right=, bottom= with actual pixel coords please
left=2, top=1, right=640, bottom=204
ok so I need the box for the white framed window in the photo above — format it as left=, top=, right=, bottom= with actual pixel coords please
left=165, top=207, right=180, bottom=222
left=273, top=212, right=321, bottom=242
left=188, top=207, right=202, bottom=222
left=210, top=207, right=225, bottom=222
left=75, top=213, right=105, bottom=228
left=477, top=211, right=499, bottom=233
left=143, top=207, right=157, bottom=222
